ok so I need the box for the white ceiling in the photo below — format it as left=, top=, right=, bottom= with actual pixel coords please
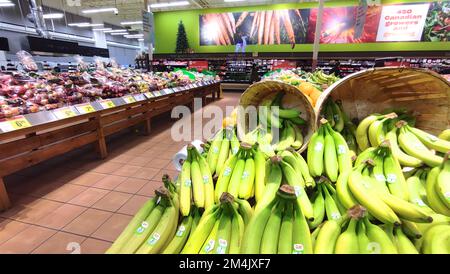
left=41, top=0, right=321, bottom=27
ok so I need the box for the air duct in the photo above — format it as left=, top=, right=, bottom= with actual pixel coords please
left=27, top=0, right=49, bottom=38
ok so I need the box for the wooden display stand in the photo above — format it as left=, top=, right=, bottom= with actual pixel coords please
left=0, top=82, right=221, bottom=211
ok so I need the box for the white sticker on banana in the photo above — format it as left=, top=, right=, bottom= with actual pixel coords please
left=337, top=145, right=347, bottom=155
left=386, top=174, right=397, bottom=184
left=176, top=225, right=186, bottom=237
left=314, top=142, right=324, bottom=152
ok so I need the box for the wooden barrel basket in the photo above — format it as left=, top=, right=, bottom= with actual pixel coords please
left=315, top=67, right=450, bottom=135
left=238, top=80, right=316, bottom=153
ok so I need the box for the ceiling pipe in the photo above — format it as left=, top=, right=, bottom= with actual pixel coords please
left=27, top=0, right=50, bottom=38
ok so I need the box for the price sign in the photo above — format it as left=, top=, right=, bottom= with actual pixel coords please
left=134, top=94, right=146, bottom=101
left=53, top=107, right=77, bottom=120
left=99, top=99, right=116, bottom=109
left=75, top=103, right=96, bottom=114
left=144, top=92, right=154, bottom=99
left=122, top=95, right=136, bottom=104
left=164, top=88, right=174, bottom=94
left=153, top=91, right=162, bottom=97
left=0, top=116, right=32, bottom=132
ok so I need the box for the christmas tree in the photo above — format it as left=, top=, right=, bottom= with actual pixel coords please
left=175, top=21, right=190, bottom=53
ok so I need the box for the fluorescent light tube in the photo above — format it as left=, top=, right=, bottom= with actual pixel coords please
left=82, top=7, right=118, bottom=14
left=138, top=38, right=144, bottom=41
left=0, top=3, right=14, bottom=7
left=120, top=21, right=143, bottom=25
left=103, top=29, right=127, bottom=33
left=150, top=1, right=189, bottom=8
left=224, top=0, right=245, bottom=2
left=110, top=32, right=128, bottom=36
left=93, top=28, right=112, bottom=31
left=68, top=22, right=90, bottom=26
left=124, top=34, right=144, bottom=38
left=43, top=13, right=64, bottom=19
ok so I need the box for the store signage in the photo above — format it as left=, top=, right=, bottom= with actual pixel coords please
left=0, top=116, right=31, bottom=132
left=99, top=99, right=116, bottom=109
left=354, top=0, right=368, bottom=39
left=122, top=95, right=137, bottom=104
left=376, top=3, right=430, bottom=41
left=134, top=94, right=147, bottom=101
left=273, top=60, right=297, bottom=70
left=52, top=107, right=78, bottom=120
left=144, top=92, right=155, bottom=99
left=143, top=11, right=155, bottom=46
left=28, top=36, right=79, bottom=55
left=153, top=90, right=162, bottom=97
left=188, top=60, right=209, bottom=71
left=75, top=103, right=96, bottom=114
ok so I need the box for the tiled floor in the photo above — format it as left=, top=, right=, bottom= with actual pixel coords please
left=0, top=92, right=240, bottom=254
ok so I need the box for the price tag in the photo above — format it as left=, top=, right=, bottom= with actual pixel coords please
left=153, top=91, right=162, bottom=97
left=75, top=103, right=95, bottom=114
left=134, top=94, right=146, bottom=101
left=0, top=116, right=32, bottom=132
left=144, top=92, right=154, bottom=99
left=53, top=107, right=77, bottom=120
left=122, top=95, right=136, bottom=104
left=164, top=88, right=173, bottom=94
left=99, top=99, right=116, bottom=109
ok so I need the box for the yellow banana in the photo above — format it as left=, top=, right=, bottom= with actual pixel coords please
left=227, top=156, right=246, bottom=198
left=363, top=217, right=398, bottom=254
left=214, top=207, right=233, bottom=254
left=408, top=125, right=450, bottom=153
left=215, top=153, right=238, bottom=203
left=180, top=149, right=192, bottom=216
left=383, top=149, right=410, bottom=201
left=254, top=147, right=266, bottom=203
left=313, top=219, right=342, bottom=254
left=292, top=201, right=313, bottom=254
left=335, top=218, right=359, bottom=254
left=190, top=159, right=204, bottom=208
left=260, top=200, right=284, bottom=254
left=324, top=125, right=339, bottom=182
left=278, top=202, right=294, bottom=254
left=436, top=153, right=450, bottom=209
left=386, top=127, right=423, bottom=167
left=356, top=114, right=381, bottom=151
left=162, top=212, right=194, bottom=254
left=393, top=227, right=419, bottom=254
left=398, top=126, right=443, bottom=167
left=426, top=167, right=450, bottom=216
left=199, top=218, right=220, bottom=254
left=239, top=156, right=255, bottom=200
left=336, top=171, right=358, bottom=209
left=307, top=126, right=325, bottom=177
left=357, top=221, right=371, bottom=254
left=438, top=129, right=450, bottom=141
left=207, top=129, right=223, bottom=174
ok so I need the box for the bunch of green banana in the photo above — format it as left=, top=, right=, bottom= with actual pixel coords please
left=347, top=158, right=433, bottom=225
left=180, top=145, right=215, bottom=216
left=214, top=143, right=266, bottom=202
left=307, top=70, right=340, bottom=88
left=162, top=207, right=202, bottom=254
left=419, top=223, right=450, bottom=254
left=422, top=153, right=450, bottom=216
left=397, top=122, right=449, bottom=167
left=307, top=119, right=353, bottom=182
left=241, top=185, right=313, bottom=254
left=308, top=180, right=347, bottom=229
left=107, top=175, right=180, bottom=254
left=181, top=193, right=251, bottom=254
left=242, top=127, right=275, bottom=158
left=355, top=112, right=399, bottom=151
left=274, top=120, right=304, bottom=151
left=206, top=127, right=240, bottom=176
left=256, top=91, right=306, bottom=136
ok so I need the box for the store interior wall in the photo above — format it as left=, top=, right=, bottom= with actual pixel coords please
left=153, top=0, right=447, bottom=54
left=0, top=0, right=139, bottom=66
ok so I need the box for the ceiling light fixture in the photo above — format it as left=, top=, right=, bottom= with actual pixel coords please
left=120, top=21, right=143, bottom=25
left=150, top=1, right=190, bottom=8
left=68, top=22, right=90, bottom=26
left=82, top=7, right=118, bottom=14
left=92, top=28, right=112, bottom=31
left=224, top=0, right=245, bottom=2
left=103, top=29, right=127, bottom=33
left=138, top=38, right=144, bottom=41
left=110, top=32, right=128, bottom=36
left=124, top=34, right=144, bottom=38
left=0, top=2, right=14, bottom=7
left=43, top=13, right=64, bottom=19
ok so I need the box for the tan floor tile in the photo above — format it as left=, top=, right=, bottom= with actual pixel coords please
left=15, top=199, right=63, bottom=224
left=112, top=165, right=142, bottom=177
left=0, top=225, right=56, bottom=254
left=91, top=213, right=133, bottom=242
left=117, top=195, right=150, bottom=215
left=35, top=204, right=87, bottom=230
left=92, top=162, right=124, bottom=174
left=92, top=175, right=127, bottom=190
left=62, top=208, right=112, bottom=237
left=145, top=159, right=171, bottom=169
left=108, top=154, right=134, bottom=164
left=92, top=191, right=132, bottom=212
left=114, top=178, right=148, bottom=194
left=132, top=167, right=160, bottom=180
left=43, top=184, right=89, bottom=202
left=32, top=232, right=86, bottom=254
left=68, top=188, right=110, bottom=207
left=0, top=218, right=31, bottom=245
left=80, top=238, right=111, bottom=254
left=136, top=181, right=161, bottom=197
left=127, top=156, right=152, bottom=167
left=65, top=172, right=107, bottom=187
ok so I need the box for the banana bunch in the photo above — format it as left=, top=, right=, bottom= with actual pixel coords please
left=162, top=207, right=202, bottom=254
left=181, top=193, right=252, bottom=254
left=346, top=157, right=434, bottom=225
left=274, top=120, right=304, bottom=151
left=256, top=91, right=306, bottom=134
left=214, top=143, right=266, bottom=202
left=241, top=185, right=313, bottom=254
left=439, top=129, right=450, bottom=141
left=255, top=154, right=314, bottom=221
left=206, top=127, right=240, bottom=176
left=356, top=112, right=400, bottom=152
left=423, top=153, right=450, bottom=216
left=307, top=70, right=339, bottom=89
left=180, top=145, right=215, bottom=216
left=107, top=175, right=179, bottom=254
left=420, top=223, right=450, bottom=254
left=307, top=119, right=353, bottom=182
left=308, top=180, right=347, bottom=230
left=314, top=206, right=403, bottom=254
left=242, top=127, right=275, bottom=158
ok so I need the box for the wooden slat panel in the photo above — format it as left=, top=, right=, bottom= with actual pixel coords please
left=103, top=114, right=149, bottom=136
left=0, top=136, right=40, bottom=160
left=101, top=103, right=150, bottom=125
left=0, top=132, right=98, bottom=176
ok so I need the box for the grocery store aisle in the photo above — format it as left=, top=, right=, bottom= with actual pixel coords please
left=0, top=92, right=241, bottom=254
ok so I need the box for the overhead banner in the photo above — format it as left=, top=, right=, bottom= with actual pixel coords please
left=143, top=10, right=155, bottom=45
left=198, top=1, right=449, bottom=46
left=376, top=3, right=430, bottom=42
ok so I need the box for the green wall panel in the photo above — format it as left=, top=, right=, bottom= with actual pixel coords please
left=153, top=0, right=448, bottom=54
